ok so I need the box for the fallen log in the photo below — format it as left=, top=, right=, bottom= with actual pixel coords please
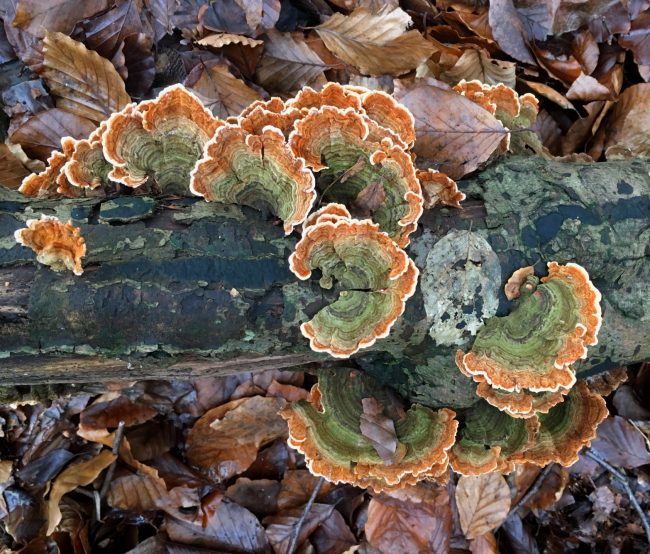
left=1, top=156, right=648, bottom=408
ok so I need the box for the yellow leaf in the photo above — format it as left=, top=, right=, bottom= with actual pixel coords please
left=315, top=7, right=436, bottom=76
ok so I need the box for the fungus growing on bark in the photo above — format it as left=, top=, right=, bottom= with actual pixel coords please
left=289, top=214, right=418, bottom=357
left=456, top=262, right=602, bottom=393
left=280, top=369, right=458, bottom=491
left=287, top=82, right=362, bottom=112
left=359, top=89, right=416, bottom=148
left=102, top=84, right=222, bottom=194
left=189, top=125, right=316, bottom=234
left=63, top=122, right=112, bottom=190
left=450, top=400, right=538, bottom=475
left=14, top=215, right=86, bottom=275
left=416, top=169, right=465, bottom=209
left=509, top=380, right=608, bottom=466
left=476, top=381, right=567, bottom=418
left=19, top=138, right=82, bottom=199
left=289, top=106, right=423, bottom=246
left=237, top=98, right=302, bottom=137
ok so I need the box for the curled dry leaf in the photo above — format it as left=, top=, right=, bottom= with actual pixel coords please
left=441, top=48, right=517, bottom=88
left=365, top=486, right=452, bottom=554
left=488, top=0, right=534, bottom=64
left=455, top=473, right=511, bottom=540
left=264, top=503, right=334, bottom=554
left=395, top=80, right=507, bottom=179
left=37, top=32, right=131, bottom=123
left=47, top=449, right=116, bottom=535
left=184, top=60, right=263, bottom=119
left=315, top=7, right=436, bottom=76
left=197, top=33, right=263, bottom=49
left=514, top=463, right=569, bottom=511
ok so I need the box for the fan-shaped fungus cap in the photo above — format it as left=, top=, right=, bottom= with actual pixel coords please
left=289, top=215, right=418, bottom=357
left=289, top=106, right=423, bottom=246
left=476, top=381, right=567, bottom=418
left=301, top=203, right=351, bottom=231
left=450, top=400, right=538, bottom=475
left=287, top=82, right=363, bottom=112
left=64, top=121, right=112, bottom=190
left=509, top=380, right=608, bottom=467
left=360, top=90, right=416, bottom=148
left=416, top=169, right=465, bottom=209
left=189, top=125, right=316, bottom=235
left=457, top=262, right=602, bottom=393
left=102, top=84, right=222, bottom=194
left=14, top=214, right=86, bottom=275
left=280, top=369, right=458, bottom=492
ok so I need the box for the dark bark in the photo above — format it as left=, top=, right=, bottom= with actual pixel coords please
left=1, top=156, right=649, bottom=408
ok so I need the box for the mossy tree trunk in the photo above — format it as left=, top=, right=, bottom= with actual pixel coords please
left=1, top=157, right=648, bottom=408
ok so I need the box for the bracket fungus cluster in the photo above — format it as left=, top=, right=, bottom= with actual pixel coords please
left=280, top=369, right=458, bottom=492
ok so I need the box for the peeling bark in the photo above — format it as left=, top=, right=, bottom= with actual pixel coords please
left=1, top=157, right=648, bottom=409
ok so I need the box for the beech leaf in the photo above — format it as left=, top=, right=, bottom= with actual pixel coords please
left=264, top=503, right=334, bottom=554
left=488, top=0, right=535, bottom=64
left=359, top=397, right=400, bottom=463
left=184, top=60, right=263, bottom=119
left=599, top=83, right=650, bottom=159
left=0, top=143, right=30, bottom=189
left=365, top=488, right=452, bottom=553
left=395, top=80, right=508, bottom=179
left=441, top=48, right=517, bottom=88
left=353, top=182, right=387, bottom=218
left=37, top=31, right=131, bottom=123
left=456, top=473, right=511, bottom=540
left=256, top=30, right=330, bottom=93
left=566, top=73, right=612, bottom=102
left=589, top=416, right=650, bottom=468
left=12, top=0, right=109, bottom=37
left=315, top=6, right=436, bottom=76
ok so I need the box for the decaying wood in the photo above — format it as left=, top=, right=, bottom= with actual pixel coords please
left=1, top=156, right=649, bottom=409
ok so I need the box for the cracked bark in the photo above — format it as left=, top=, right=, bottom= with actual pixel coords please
left=1, top=156, right=648, bottom=409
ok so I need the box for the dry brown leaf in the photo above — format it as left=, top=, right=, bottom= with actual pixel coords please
left=522, top=80, right=575, bottom=111
left=37, top=32, right=131, bottom=123
left=12, top=0, right=109, bottom=37
left=359, top=397, right=401, bottom=464
left=488, top=0, right=534, bottom=64
left=531, top=44, right=583, bottom=86
left=441, top=48, right=516, bottom=88
left=619, top=12, right=650, bottom=66
left=256, top=29, right=330, bottom=93
left=0, top=143, right=30, bottom=189
left=395, top=79, right=508, bottom=179
left=504, top=265, right=535, bottom=301
left=365, top=487, right=452, bottom=553
left=186, top=396, right=287, bottom=481
left=513, top=463, right=569, bottom=511
left=225, top=477, right=280, bottom=515
left=599, top=83, right=650, bottom=159
left=277, top=469, right=335, bottom=510
left=353, top=182, right=387, bottom=217
left=264, top=503, right=334, bottom=554
left=470, top=532, right=499, bottom=554
left=311, top=509, right=358, bottom=554
left=197, top=33, right=263, bottom=49
left=572, top=30, right=600, bottom=75
left=184, top=60, right=262, bottom=119
left=589, top=416, right=650, bottom=468
left=80, top=395, right=158, bottom=430
left=456, top=473, right=511, bottom=540
left=315, top=6, right=436, bottom=76
left=266, top=380, right=310, bottom=403
left=47, top=449, right=116, bottom=535
left=566, top=73, right=612, bottom=102
left=9, top=108, right=96, bottom=160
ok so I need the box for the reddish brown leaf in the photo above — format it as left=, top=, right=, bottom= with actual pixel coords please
left=225, top=477, right=280, bottom=516
left=488, top=0, right=534, bottom=64
left=186, top=396, right=287, bottom=481
left=10, top=108, right=96, bottom=160
left=456, top=473, right=511, bottom=540
left=440, top=47, right=516, bottom=88
left=266, top=380, right=310, bottom=403
left=277, top=469, right=335, bottom=511
left=619, top=12, right=650, bottom=66
left=513, top=463, right=569, bottom=511
left=572, top=30, right=600, bottom=75
left=81, top=395, right=158, bottom=430
left=311, top=509, right=357, bottom=554
left=12, top=0, right=109, bottom=37
left=531, top=44, right=583, bottom=86
left=264, top=503, right=334, bottom=554
left=0, top=143, right=30, bottom=189
left=566, top=73, right=612, bottom=102
left=365, top=487, right=452, bottom=553
left=589, top=416, right=650, bottom=468
left=353, top=182, right=387, bottom=218
left=395, top=79, right=507, bottom=179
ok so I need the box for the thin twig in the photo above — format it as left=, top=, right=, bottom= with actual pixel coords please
left=287, top=476, right=325, bottom=554
left=99, top=420, right=126, bottom=501
left=584, top=448, right=650, bottom=545
left=508, top=463, right=555, bottom=517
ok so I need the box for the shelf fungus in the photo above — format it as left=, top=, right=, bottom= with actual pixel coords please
left=14, top=215, right=86, bottom=275
left=19, top=139, right=83, bottom=199
left=63, top=122, right=113, bottom=190
left=189, top=125, right=316, bottom=234
left=449, top=400, right=538, bottom=475
left=237, top=98, right=302, bottom=137
left=289, top=212, right=418, bottom=357
left=509, top=381, right=608, bottom=467
left=280, top=369, right=458, bottom=491
left=416, top=169, right=465, bottom=209
left=456, top=262, right=602, bottom=393
left=102, top=84, right=222, bottom=194
left=288, top=106, right=423, bottom=247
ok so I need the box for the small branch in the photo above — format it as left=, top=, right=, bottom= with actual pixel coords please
left=287, top=476, right=325, bottom=554
left=584, top=448, right=650, bottom=545
left=508, top=463, right=555, bottom=517
left=99, top=421, right=126, bottom=502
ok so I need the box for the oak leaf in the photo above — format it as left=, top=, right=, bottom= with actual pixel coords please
left=37, top=32, right=131, bottom=123
left=256, top=29, right=329, bottom=92
left=185, top=60, right=263, bottom=119
left=365, top=487, right=452, bottom=553
left=395, top=80, right=508, bottom=179
left=455, top=473, right=511, bottom=540
left=315, top=6, right=436, bottom=76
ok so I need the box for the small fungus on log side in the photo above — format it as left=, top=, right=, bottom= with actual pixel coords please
left=64, top=121, right=113, bottom=190
left=289, top=212, right=418, bottom=357
left=14, top=215, right=86, bottom=275
left=280, top=369, right=458, bottom=492
left=457, top=262, right=602, bottom=393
